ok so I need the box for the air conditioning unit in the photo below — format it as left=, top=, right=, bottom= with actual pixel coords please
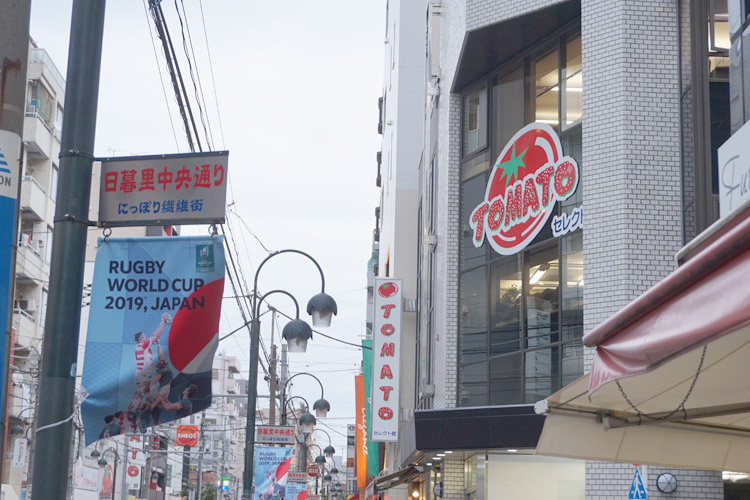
left=18, top=299, right=36, bottom=312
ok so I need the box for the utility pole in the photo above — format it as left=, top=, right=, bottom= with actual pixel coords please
left=30, top=1, right=106, bottom=498
left=279, top=345, right=287, bottom=425
left=197, top=411, right=205, bottom=499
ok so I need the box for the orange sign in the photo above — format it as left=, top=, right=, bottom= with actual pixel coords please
left=175, top=425, right=199, bottom=447
left=355, top=375, right=367, bottom=489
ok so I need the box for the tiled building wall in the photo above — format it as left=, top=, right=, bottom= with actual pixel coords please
left=432, top=0, right=465, bottom=410
left=439, top=454, right=466, bottom=500
left=585, top=463, right=723, bottom=500
left=581, top=0, right=723, bottom=498
left=466, top=0, right=566, bottom=30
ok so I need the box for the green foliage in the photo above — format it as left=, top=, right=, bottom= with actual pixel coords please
left=201, top=485, right=217, bottom=500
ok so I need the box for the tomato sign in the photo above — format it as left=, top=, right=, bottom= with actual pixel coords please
left=307, top=463, right=320, bottom=477
left=469, top=122, right=580, bottom=255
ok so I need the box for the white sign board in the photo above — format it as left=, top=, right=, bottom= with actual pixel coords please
left=98, top=151, right=228, bottom=226
left=255, top=425, right=297, bottom=444
left=371, top=278, right=402, bottom=442
left=12, top=438, right=26, bottom=468
left=718, top=121, right=750, bottom=217
left=73, top=458, right=99, bottom=491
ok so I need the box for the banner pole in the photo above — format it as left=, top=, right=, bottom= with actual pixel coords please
left=30, top=0, right=106, bottom=498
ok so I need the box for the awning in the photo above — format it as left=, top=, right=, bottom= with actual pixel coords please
left=535, top=205, right=750, bottom=472
left=373, top=466, right=422, bottom=492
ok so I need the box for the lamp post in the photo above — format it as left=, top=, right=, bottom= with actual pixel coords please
left=92, top=446, right=120, bottom=500
left=281, top=372, right=330, bottom=424
left=242, top=249, right=337, bottom=500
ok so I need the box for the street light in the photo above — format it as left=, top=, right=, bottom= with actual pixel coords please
left=282, top=372, right=331, bottom=421
left=242, top=249, right=336, bottom=500
left=94, top=446, right=119, bottom=500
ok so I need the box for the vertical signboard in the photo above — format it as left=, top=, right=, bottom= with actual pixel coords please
left=371, top=279, right=401, bottom=442
left=81, top=236, right=225, bottom=444
left=361, top=339, right=379, bottom=475
left=0, top=131, right=21, bottom=418
left=718, top=120, right=750, bottom=218
left=355, top=375, right=367, bottom=490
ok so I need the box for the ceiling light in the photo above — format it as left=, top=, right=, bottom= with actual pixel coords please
left=529, top=264, right=549, bottom=285
left=436, top=453, right=445, bottom=457
left=507, top=449, right=518, bottom=453
left=444, top=451, right=453, bottom=454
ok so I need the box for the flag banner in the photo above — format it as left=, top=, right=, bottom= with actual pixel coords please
left=81, top=235, right=225, bottom=445
left=361, top=339, right=378, bottom=477
left=254, top=446, right=294, bottom=500
left=355, top=375, right=367, bottom=490
left=285, top=480, right=307, bottom=500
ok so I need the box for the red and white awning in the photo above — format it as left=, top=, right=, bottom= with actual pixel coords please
left=535, top=207, right=750, bottom=472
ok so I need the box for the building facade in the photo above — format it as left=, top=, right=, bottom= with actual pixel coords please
left=371, top=1, right=736, bottom=499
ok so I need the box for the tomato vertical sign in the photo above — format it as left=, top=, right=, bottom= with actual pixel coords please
left=371, top=278, right=402, bottom=442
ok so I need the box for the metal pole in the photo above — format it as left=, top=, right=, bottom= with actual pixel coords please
left=269, top=343, right=277, bottom=426
left=197, top=412, right=205, bottom=498
left=31, top=1, right=106, bottom=498
left=280, top=345, right=287, bottom=425
left=242, top=318, right=261, bottom=500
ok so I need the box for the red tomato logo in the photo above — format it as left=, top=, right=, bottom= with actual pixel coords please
left=378, top=282, right=399, bottom=298
left=469, top=123, right=579, bottom=255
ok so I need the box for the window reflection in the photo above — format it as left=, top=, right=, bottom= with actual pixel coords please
left=535, top=50, right=559, bottom=127
left=562, top=35, right=582, bottom=129
left=460, top=267, right=488, bottom=364
left=464, top=85, right=488, bottom=155
left=490, top=256, right=522, bottom=355
left=525, top=244, right=559, bottom=347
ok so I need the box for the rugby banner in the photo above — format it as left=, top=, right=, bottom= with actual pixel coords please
left=81, top=236, right=224, bottom=445
left=254, top=446, right=294, bottom=500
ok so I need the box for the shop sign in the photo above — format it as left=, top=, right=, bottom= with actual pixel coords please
left=256, top=425, right=296, bottom=444
left=176, top=425, right=199, bottom=447
left=469, top=123, right=580, bottom=255
left=718, top=120, right=750, bottom=218
left=370, top=279, right=402, bottom=442
left=73, top=458, right=99, bottom=491
left=354, top=375, right=367, bottom=489
left=98, top=150, right=228, bottom=227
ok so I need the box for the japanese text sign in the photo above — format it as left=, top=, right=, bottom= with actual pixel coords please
left=255, top=425, right=297, bottom=445
left=370, top=278, right=402, bottom=442
left=98, top=150, right=228, bottom=227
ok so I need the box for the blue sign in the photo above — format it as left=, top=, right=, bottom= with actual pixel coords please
left=254, top=446, right=293, bottom=500
left=0, top=131, right=22, bottom=419
left=629, top=468, right=647, bottom=499
left=81, top=236, right=225, bottom=445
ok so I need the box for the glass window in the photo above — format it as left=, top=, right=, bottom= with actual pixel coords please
left=562, top=35, right=582, bottom=130
left=460, top=267, right=488, bottom=364
left=458, top=31, right=584, bottom=408
left=464, top=85, right=488, bottom=155
left=490, top=256, right=522, bottom=356
left=561, top=231, right=583, bottom=342
left=492, top=66, right=525, bottom=152
left=525, top=346, right=559, bottom=402
left=461, top=173, right=489, bottom=270
left=489, top=353, right=522, bottom=404
left=534, top=50, right=559, bottom=128
left=525, top=244, right=559, bottom=347
left=460, top=361, right=488, bottom=406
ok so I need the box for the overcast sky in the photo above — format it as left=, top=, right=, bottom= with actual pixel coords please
left=30, top=0, right=385, bottom=454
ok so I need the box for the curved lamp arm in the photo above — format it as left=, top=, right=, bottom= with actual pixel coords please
left=255, top=290, right=300, bottom=319
left=252, top=249, right=327, bottom=316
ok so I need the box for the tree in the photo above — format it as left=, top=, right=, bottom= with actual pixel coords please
left=201, top=485, right=217, bottom=500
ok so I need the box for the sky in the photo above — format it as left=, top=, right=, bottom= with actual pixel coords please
left=29, top=0, right=385, bottom=456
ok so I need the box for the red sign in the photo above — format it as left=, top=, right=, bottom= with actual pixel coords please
left=307, top=464, right=320, bottom=477
left=175, top=425, right=199, bottom=447
left=469, top=122, right=579, bottom=255
left=128, top=465, right=139, bottom=477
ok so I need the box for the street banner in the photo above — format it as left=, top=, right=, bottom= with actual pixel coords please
left=256, top=425, right=297, bottom=445
left=0, top=130, right=22, bottom=417
left=98, top=150, right=229, bottom=227
left=371, top=279, right=402, bottom=442
left=285, top=480, right=307, bottom=500
left=81, top=235, right=225, bottom=444
left=253, top=446, right=293, bottom=500
left=361, top=339, right=378, bottom=477
left=355, top=375, right=367, bottom=489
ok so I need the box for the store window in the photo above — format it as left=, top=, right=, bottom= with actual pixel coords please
left=459, top=29, right=583, bottom=406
